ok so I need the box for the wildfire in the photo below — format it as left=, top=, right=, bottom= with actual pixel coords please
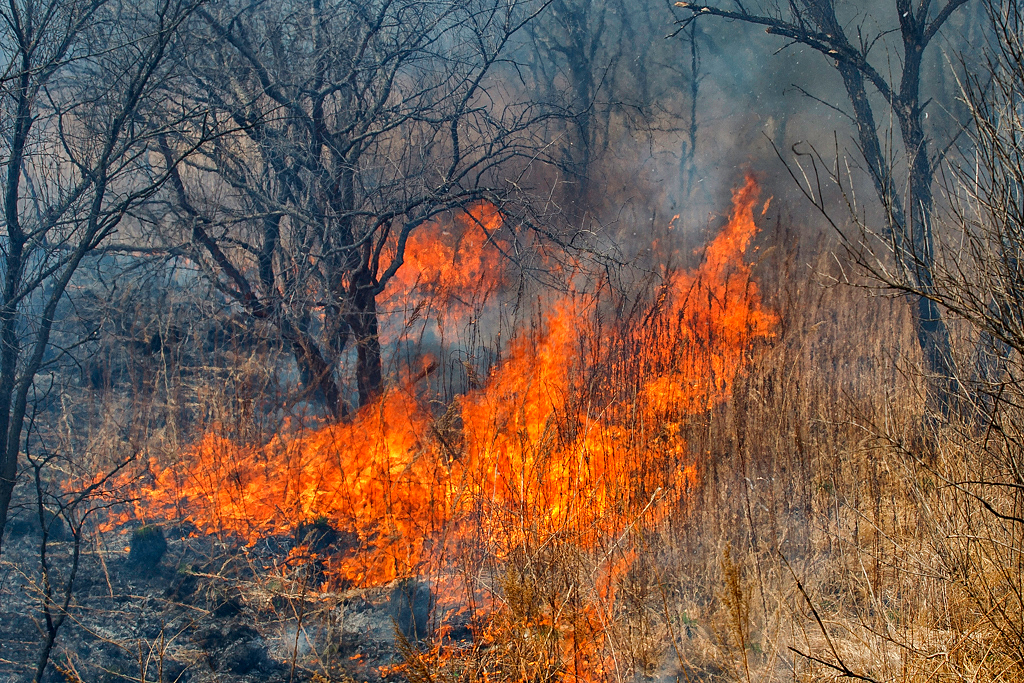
left=96, top=176, right=776, bottom=682
left=382, top=201, right=509, bottom=333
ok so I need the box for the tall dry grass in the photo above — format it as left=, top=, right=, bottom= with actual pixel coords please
left=393, top=223, right=1024, bottom=683
left=11, top=215, right=1022, bottom=683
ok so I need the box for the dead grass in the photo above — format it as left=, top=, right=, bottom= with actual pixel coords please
left=5, top=226, right=1023, bottom=683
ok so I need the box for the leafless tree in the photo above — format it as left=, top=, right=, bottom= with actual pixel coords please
left=672, top=0, right=976, bottom=396
left=0, top=0, right=208, bottom=555
left=805, top=1, right=1024, bottom=657
left=24, top=449, right=133, bottom=682
left=920, top=0, right=1024, bottom=523
left=158, top=0, right=556, bottom=417
left=523, top=1, right=691, bottom=209
left=524, top=0, right=624, bottom=193
left=937, top=1, right=1024, bottom=382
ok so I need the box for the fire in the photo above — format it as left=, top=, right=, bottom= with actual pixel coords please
left=94, top=176, right=776, bottom=682
left=382, top=201, right=509, bottom=331
left=123, top=388, right=437, bottom=584
left=640, top=175, right=776, bottom=414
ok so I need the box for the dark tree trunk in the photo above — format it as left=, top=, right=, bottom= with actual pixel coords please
left=286, top=328, right=347, bottom=420
left=836, top=61, right=956, bottom=386
left=899, top=12, right=959, bottom=391
left=349, top=277, right=383, bottom=408
left=0, top=69, right=33, bottom=557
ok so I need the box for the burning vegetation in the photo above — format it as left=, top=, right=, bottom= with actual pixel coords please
left=2, top=2, right=1023, bottom=683
left=84, top=177, right=773, bottom=682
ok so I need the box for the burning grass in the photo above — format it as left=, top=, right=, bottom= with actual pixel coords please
left=81, top=176, right=774, bottom=680
left=22, top=176, right=1022, bottom=683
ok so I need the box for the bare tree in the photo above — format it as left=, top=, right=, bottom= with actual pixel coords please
left=159, top=0, right=555, bottom=417
left=935, top=1, right=1024, bottom=380
left=828, top=1, right=1024, bottom=657
left=0, top=0, right=207, bottom=555
left=25, top=449, right=133, bottom=682
left=524, top=0, right=622, bottom=193
left=523, top=1, right=687, bottom=209
left=672, top=0, right=975, bottom=394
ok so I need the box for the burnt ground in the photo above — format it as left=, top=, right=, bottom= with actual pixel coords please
left=0, top=518, right=441, bottom=683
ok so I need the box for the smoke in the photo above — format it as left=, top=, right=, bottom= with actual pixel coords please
left=498, top=0, right=983, bottom=266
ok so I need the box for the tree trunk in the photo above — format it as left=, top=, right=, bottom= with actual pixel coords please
left=286, top=329, right=346, bottom=420
left=0, top=70, right=32, bottom=556
left=350, top=280, right=383, bottom=408
left=832, top=20, right=957, bottom=394
left=902, top=110, right=958, bottom=392
left=0, top=288, right=23, bottom=560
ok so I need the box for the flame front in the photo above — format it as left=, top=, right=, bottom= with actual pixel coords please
left=100, top=176, right=776, bottom=682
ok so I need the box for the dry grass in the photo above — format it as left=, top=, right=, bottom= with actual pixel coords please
left=387, top=240, right=1024, bottom=683
left=5, top=223, right=1023, bottom=683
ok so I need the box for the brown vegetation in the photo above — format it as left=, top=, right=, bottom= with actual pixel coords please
left=2, top=2, right=1022, bottom=683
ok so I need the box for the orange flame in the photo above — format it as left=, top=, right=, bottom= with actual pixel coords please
left=94, top=176, right=776, bottom=682
left=382, top=201, right=508, bottom=330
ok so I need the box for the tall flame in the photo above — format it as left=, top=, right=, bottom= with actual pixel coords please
left=95, top=176, right=776, bottom=682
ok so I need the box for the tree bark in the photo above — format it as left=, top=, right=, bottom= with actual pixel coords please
left=350, top=274, right=383, bottom=407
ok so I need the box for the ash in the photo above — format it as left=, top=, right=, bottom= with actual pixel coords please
left=0, top=523, right=434, bottom=683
